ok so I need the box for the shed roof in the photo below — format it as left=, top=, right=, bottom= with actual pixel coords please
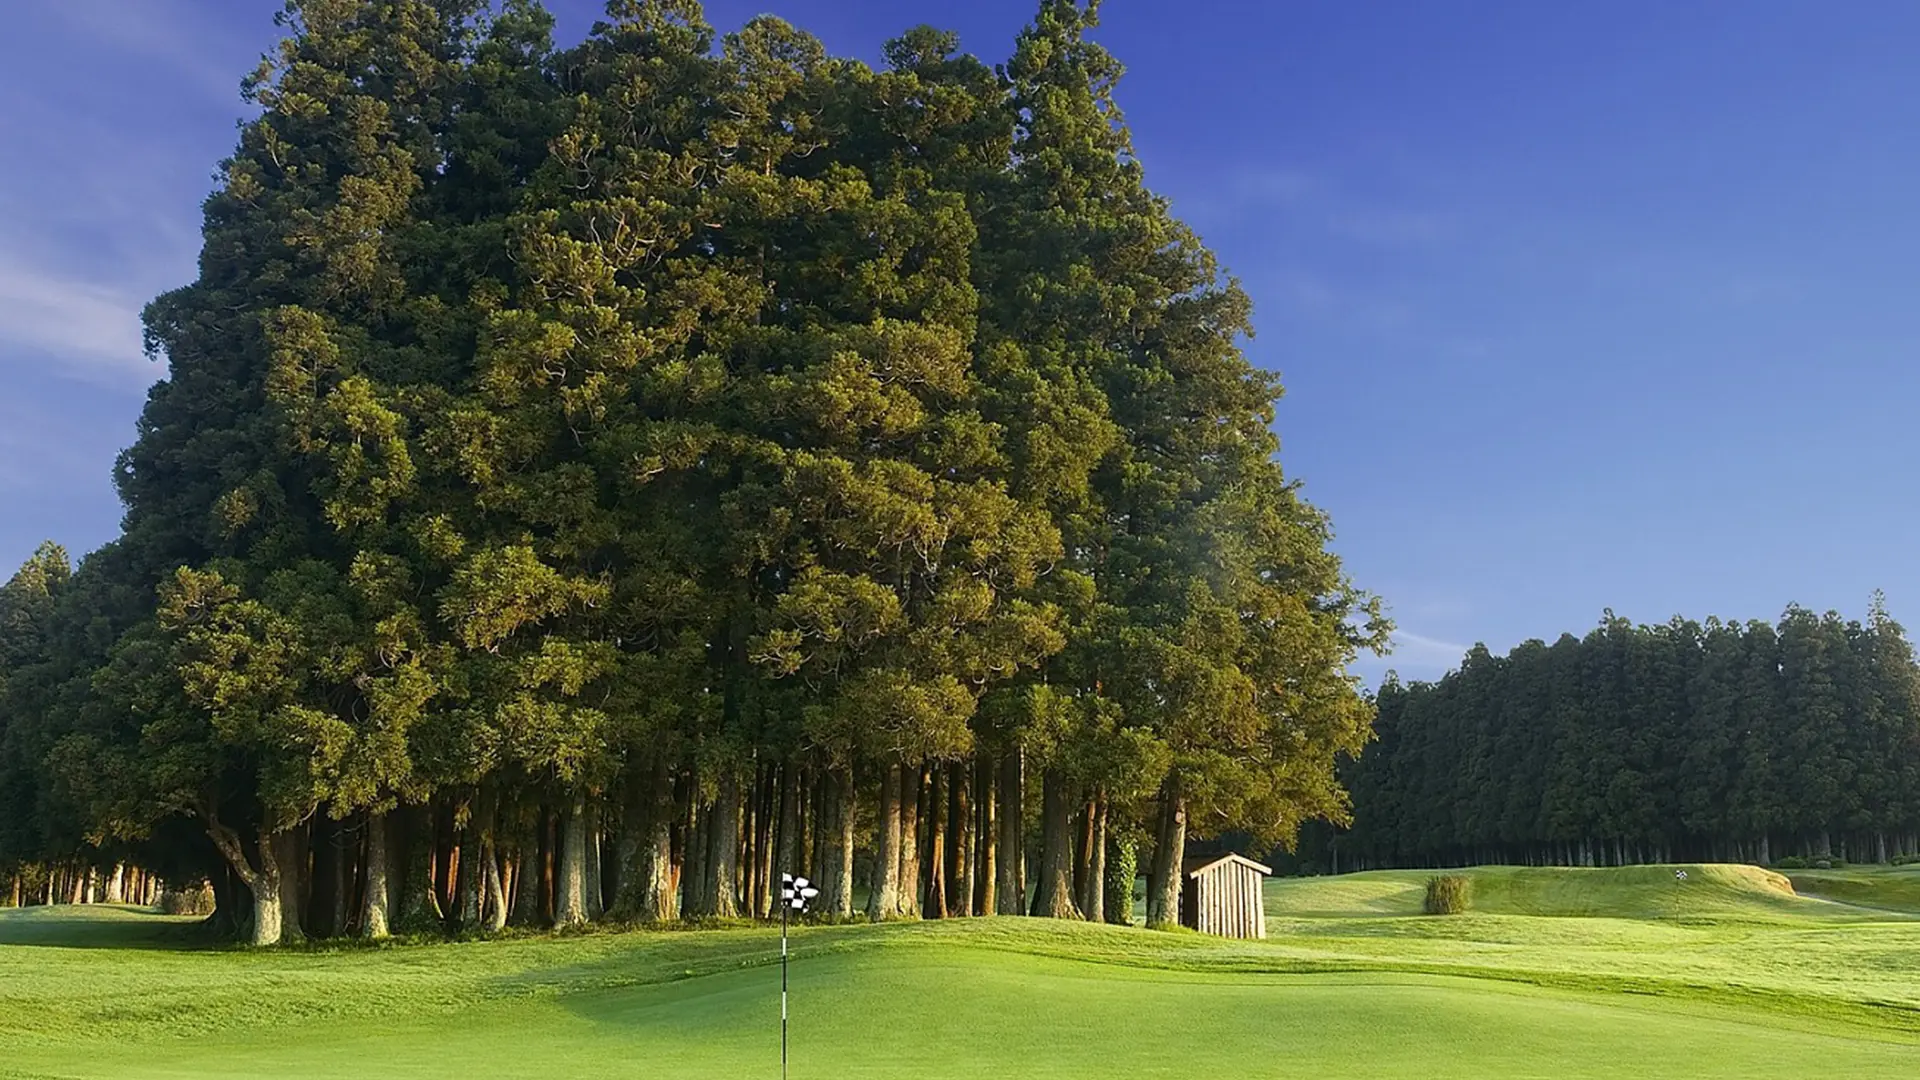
left=1182, top=852, right=1272, bottom=878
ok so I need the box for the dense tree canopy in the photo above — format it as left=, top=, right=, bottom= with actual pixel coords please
left=1317, top=600, right=1920, bottom=873
left=0, top=0, right=1383, bottom=941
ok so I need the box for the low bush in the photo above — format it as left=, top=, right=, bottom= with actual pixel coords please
left=1424, top=874, right=1471, bottom=915
left=158, top=883, right=216, bottom=917
left=1773, top=856, right=1809, bottom=870
left=1892, top=854, right=1918, bottom=867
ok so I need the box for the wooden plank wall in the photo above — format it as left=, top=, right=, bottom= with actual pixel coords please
left=1191, top=863, right=1266, bottom=939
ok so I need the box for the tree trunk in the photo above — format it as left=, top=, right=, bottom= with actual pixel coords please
left=398, top=805, right=442, bottom=930
left=584, top=801, right=605, bottom=922
left=995, top=749, right=1024, bottom=915
left=949, top=760, right=972, bottom=917
left=310, top=818, right=343, bottom=938
left=896, top=765, right=923, bottom=918
left=829, top=767, right=855, bottom=918
left=1085, top=795, right=1107, bottom=925
left=1032, top=769, right=1081, bottom=919
left=277, top=828, right=308, bottom=941
left=1072, top=799, right=1095, bottom=916
left=105, top=863, right=126, bottom=905
left=868, top=764, right=902, bottom=922
left=715, top=772, right=743, bottom=918
left=1145, top=787, right=1186, bottom=929
left=482, top=838, right=508, bottom=932
left=511, top=839, right=544, bottom=928
left=976, top=755, right=996, bottom=916
left=204, top=819, right=292, bottom=947
left=614, top=762, right=680, bottom=923
left=924, top=765, right=948, bottom=919
left=456, top=827, right=483, bottom=929
left=556, top=793, right=589, bottom=926
left=776, top=761, right=799, bottom=884
left=361, top=811, right=392, bottom=939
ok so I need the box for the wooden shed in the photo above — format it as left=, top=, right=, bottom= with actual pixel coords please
left=1180, top=852, right=1271, bottom=939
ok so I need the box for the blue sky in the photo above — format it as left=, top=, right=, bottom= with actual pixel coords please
left=5, top=0, right=1920, bottom=684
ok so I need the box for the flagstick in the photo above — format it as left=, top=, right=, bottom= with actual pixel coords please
left=782, top=897, right=790, bottom=1080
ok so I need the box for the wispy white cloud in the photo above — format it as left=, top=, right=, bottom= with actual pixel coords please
left=43, top=0, right=254, bottom=104
left=1386, top=630, right=1471, bottom=668
left=0, top=254, right=161, bottom=387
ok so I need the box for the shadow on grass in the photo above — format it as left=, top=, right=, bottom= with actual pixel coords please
left=0, top=904, right=217, bottom=951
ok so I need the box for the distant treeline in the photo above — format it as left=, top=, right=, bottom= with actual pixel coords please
left=1319, top=603, right=1920, bottom=872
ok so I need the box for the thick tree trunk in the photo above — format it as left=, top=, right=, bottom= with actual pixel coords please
left=204, top=819, right=292, bottom=947
left=708, top=772, right=742, bottom=918
left=456, top=826, right=483, bottom=929
left=361, top=812, right=392, bottom=939
left=277, top=828, right=308, bottom=941
left=311, top=818, right=343, bottom=938
left=556, top=793, right=590, bottom=926
left=482, top=838, right=508, bottom=932
left=975, top=755, right=996, bottom=916
left=868, top=764, right=902, bottom=922
left=398, top=805, right=442, bottom=930
left=949, top=760, right=972, bottom=917
left=682, top=797, right=709, bottom=917
left=829, top=767, right=855, bottom=918
left=924, top=765, right=948, bottom=919
left=1145, top=788, right=1186, bottom=929
left=896, top=765, right=923, bottom=918
left=1033, top=770, right=1081, bottom=919
left=584, top=801, right=605, bottom=922
left=776, top=762, right=799, bottom=884
left=995, top=749, right=1024, bottom=915
left=614, top=763, right=680, bottom=923
left=511, top=840, right=543, bottom=928
left=105, top=863, right=126, bottom=905
left=252, top=836, right=287, bottom=947
left=7, top=873, right=20, bottom=908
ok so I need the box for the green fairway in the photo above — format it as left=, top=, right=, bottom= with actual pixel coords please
left=4, top=864, right=1919, bottom=1079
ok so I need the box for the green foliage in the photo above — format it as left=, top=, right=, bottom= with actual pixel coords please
left=1102, top=833, right=1136, bottom=924
left=1340, top=603, right=1920, bottom=871
left=1423, top=874, right=1471, bottom=915
left=2, top=0, right=1386, bottom=939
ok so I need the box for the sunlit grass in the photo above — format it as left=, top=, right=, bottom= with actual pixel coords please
left=1, top=863, right=1917, bottom=1078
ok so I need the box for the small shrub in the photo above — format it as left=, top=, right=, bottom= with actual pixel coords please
left=1773, top=856, right=1809, bottom=870
left=1103, top=835, right=1138, bottom=925
left=158, top=883, right=216, bottom=917
left=1812, top=858, right=1834, bottom=870
left=1424, top=874, right=1471, bottom=915
left=1892, top=854, right=1918, bottom=867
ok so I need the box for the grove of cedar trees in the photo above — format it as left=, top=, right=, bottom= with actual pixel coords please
left=0, top=0, right=1388, bottom=944
left=1325, top=602, right=1920, bottom=873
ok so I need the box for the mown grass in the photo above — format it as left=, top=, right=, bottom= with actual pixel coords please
left=2, top=863, right=1917, bottom=1078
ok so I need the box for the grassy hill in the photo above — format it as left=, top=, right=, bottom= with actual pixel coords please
left=3, top=864, right=1918, bottom=1078
left=1265, top=862, right=1865, bottom=920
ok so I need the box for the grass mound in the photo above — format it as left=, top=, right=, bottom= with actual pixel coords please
left=1784, top=864, right=1920, bottom=914
left=1270, top=864, right=1818, bottom=921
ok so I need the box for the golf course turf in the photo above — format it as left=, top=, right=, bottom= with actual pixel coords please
left=3, top=863, right=1917, bottom=1078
